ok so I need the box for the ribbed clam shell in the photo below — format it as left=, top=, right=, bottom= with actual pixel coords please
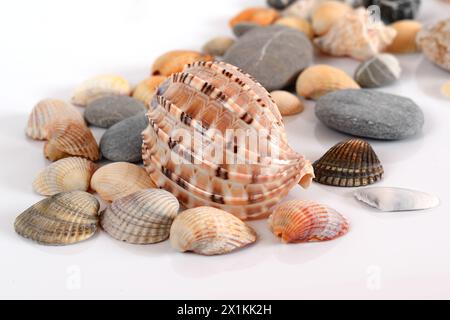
left=142, top=61, right=314, bottom=220
left=71, top=75, right=131, bottom=106
left=354, top=54, right=401, bottom=88
left=14, top=191, right=100, bottom=245
left=26, top=99, right=84, bottom=140
left=132, top=76, right=167, bottom=106
left=33, top=157, right=97, bottom=196
left=151, top=51, right=214, bottom=77
left=90, top=162, right=156, bottom=202
left=100, top=189, right=179, bottom=244
left=313, top=139, right=384, bottom=187
left=268, top=200, right=349, bottom=243
left=170, top=207, right=257, bottom=256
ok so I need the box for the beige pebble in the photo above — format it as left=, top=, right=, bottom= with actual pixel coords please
left=202, top=37, right=235, bottom=56
left=275, top=17, right=314, bottom=39
left=151, top=50, right=214, bottom=77
left=271, top=90, right=305, bottom=116
left=442, top=81, right=450, bottom=99
left=229, top=7, right=280, bottom=28
left=386, top=20, right=422, bottom=53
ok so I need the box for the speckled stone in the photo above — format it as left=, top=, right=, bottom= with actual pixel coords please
left=354, top=54, right=401, bottom=88
left=267, top=0, right=296, bottom=10
left=84, top=96, right=145, bottom=128
left=232, top=22, right=259, bottom=37
left=360, top=0, right=421, bottom=23
left=315, top=89, right=424, bottom=140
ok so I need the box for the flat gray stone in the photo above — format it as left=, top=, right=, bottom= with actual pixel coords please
left=354, top=54, right=401, bottom=88
left=315, top=89, right=424, bottom=140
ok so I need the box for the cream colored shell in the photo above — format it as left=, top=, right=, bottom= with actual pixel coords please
left=270, top=90, right=304, bottom=116
left=275, top=17, right=313, bottom=39
left=311, top=1, right=352, bottom=36
left=132, top=76, right=167, bottom=106
left=386, top=20, right=422, bottom=53
left=71, top=75, right=131, bottom=106
left=151, top=50, right=214, bottom=77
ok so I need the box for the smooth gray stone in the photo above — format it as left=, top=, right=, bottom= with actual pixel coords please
left=267, top=0, right=296, bottom=10
left=315, top=89, right=424, bottom=140
left=232, top=22, right=259, bottom=37
left=100, top=112, right=148, bottom=163
left=224, top=25, right=313, bottom=91
left=354, top=54, right=401, bottom=88
left=84, top=96, right=146, bottom=128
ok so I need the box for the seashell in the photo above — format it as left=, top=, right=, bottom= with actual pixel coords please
left=354, top=54, right=401, bottom=88
left=416, top=18, right=450, bottom=72
left=151, top=50, right=214, bottom=77
left=44, top=121, right=100, bottom=162
left=386, top=20, right=422, bottom=54
left=311, top=1, right=352, bottom=36
left=14, top=191, right=100, bottom=245
left=274, top=16, right=314, bottom=39
left=354, top=187, right=440, bottom=212
left=71, top=75, right=131, bottom=107
left=142, top=61, right=315, bottom=220
left=202, top=37, right=235, bottom=56
left=313, top=139, right=384, bottom=187
left=100, top=189, right=180, bottom=244
left=132, top=76, right=167, bottom=106
left=26, top=99, right=84, bottom=141
left=442, top=80, right=450, bottom=99
left=270, top=90, right=304, bottom=116
left=268, top=200, right=350, bottom=243
left=90, top=162, right=156, bottom=202
left=33, top=157, right=96, bottom=196
left=314, top=8, right=397, bottom=61
left=170, top=207, right=257, bottom=256
left=296, top=65, right=360, bottom=100
left=229, top=7, right=280, bottom=28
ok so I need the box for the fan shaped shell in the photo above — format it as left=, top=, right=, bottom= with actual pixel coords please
left=71, top=75, right=131, bottom=106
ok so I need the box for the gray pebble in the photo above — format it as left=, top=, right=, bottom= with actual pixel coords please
left=354, top=54, right=401, bottom=88
left=232, top=22, right=259, bottom=37
left=202, top=36, right=235, bottom=56
left=267, top=0, right=296, bottom=10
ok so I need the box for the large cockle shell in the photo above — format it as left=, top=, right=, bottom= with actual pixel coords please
left=229, top=7, right=280, bottom=28
left=268, top=200, right=350, bottom=243
left=313, top=139, right=384, bottom=187
left=71, top=75, right=131, bottom=106
left=132, top=76, right=167, bottom=106
left=416, top=18, right=450, bottom=72
left=314, top=8, right=397, bottom=60
left=14, top=191, right=100, bottom=245
left=170, top=207, right=257, bottom=256
left=26, top=99, right=84, bottom=140
left=101, top=189, right=180, bottom=244
left=151, top=51, right=214, bottom=77
left=90, top=162, right=156, bottom=202
left=386, top=20, right=422, bottom=54
left=142, top=61, right=314, bottom=220
left=354, top=187, right=440, bottom=212
left=311, top=1, right=352, bottom=36
left=33, top=157, right=97, bottom=196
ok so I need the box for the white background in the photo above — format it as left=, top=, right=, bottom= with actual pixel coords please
left=0, top=0, right=449, bottom=299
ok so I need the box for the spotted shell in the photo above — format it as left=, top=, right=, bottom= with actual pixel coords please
left=132, top=76, right=167, bottom=106
left=311, top=1, right=352, bottom=36
left=14, top=191, right=100, bottom=246
left=416, top=18, right=450, bottom=72
left=71, top=75, right=131, bottom=106
left=313, top=139, right=384, bottom=187
left=101, top=189, right=179, bottom=244
left=33, top=157, right=97, bottom=196
left=142, top=61, right=314, bottom=220
left=170, top=207, right=257, bottom=256
left=268, top=200, right=349, bottom=243
left=26, top=99, right=84, bottom=140
left=229, top=7, right=280, bottom=28
left=151, top=51, right=214, bottom=77
left=90, top=162, right=156, bottom=202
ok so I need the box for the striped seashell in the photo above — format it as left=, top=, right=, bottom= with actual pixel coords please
left=14, top=191, right=100, bottom=246
left=170, top=207, right=257, bottom=256
left=132, top=76, right=167, bottom=106
left=90, top=162, right=156, bottom=202
left=26, top=99, right=84, bottom=140
left=151, top=51, right=214, bottom=77
left=313, top=139, right=384, bottom=187
left=44, top=121, right=100, bottom=162
left=100, top=189, right=180, bottom=244
left=71, top=75, right=131, bottom=106
left=268, top=200, right=349, bottom=243
left=416, top=18, right=450, bottom=72
left=33, top=157, right=97, bottom=196
left=354, top=54, right=401, bottom=88
left=311, top=1, right=352, bottom=36
left=142, top=61, right=315, bottom=220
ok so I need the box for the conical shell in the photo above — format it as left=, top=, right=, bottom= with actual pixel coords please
left=26, top=99, right=85, bottom=140
left=132, top=76, right=167, bottom=106
left=312, top=1, right=352, bottom=36
left=71, top=75, right=131, bottom=106
left=270, top=90, right=304, bottom=116
left=313, top=139, right=384, bottom=187
left=170, top=207, right=257, bottom=256
left=100, top=189, right=180, bottom=244
left=44, top=121, right=99, bottom=162
left=151, top=51, right=214, bottom=77
left=229, top=7, right=280, bottom=28
left=14, top=191, right=100, bottom=246
left=386, top=20, right=422, bottom=54
left=33, top=157, right=97, bottom=196
left=142, top=61, right=314, bottom=220
left=268, top=200, right=349, bottom=243
left=90, top=162, right=156, bottom=202
left=296, top=65, right=360, bottom=100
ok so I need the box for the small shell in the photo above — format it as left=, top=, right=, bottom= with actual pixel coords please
left=90, top=162, right=156, bottom=202
left=354, top=54, right=401, bottom=88
left=33, top=157, right=97, bottom=196
left=313, top=139, right=384, bottom=187
left=132, top=76, right=167, bottom=106
left=14, top=191, right=100, bottom=246
left=296, top=65, right=360, bottom=100
left=232, top=22, right=259, bottom=37
left=268, top=200, right=350, bottom=243
left=44, top=121, right=100, bottom=162
left=151, top=50, right=214, bottom=77
left=386, top=20, right=422, bottom=53
left=312, top=1, right=352, bottom=36
left=275, top=16, right=314, bottom=39
left=101, top=189, right=180, bottom=244
left=442, top=80, right=450, bottom=99
left=271, top=90, right=305, bottom=116
left=170, top=207, right=257, bottom=256
left=71, top=75, right=131, bottom=107
left=229, top=7, right=280, bottom=28
left=202, top=37, right=235, bottom=56
left=417, top=18, right=450, bottom=71
left=26, top=99, right=84, bottom=140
